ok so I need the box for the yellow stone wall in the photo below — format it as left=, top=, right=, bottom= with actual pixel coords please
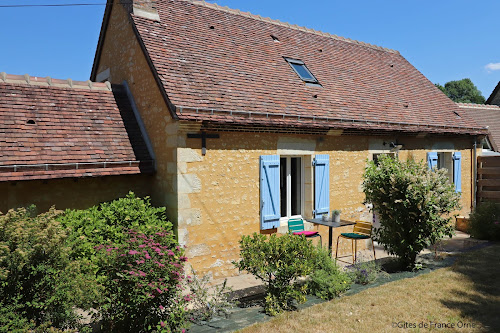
left=177, top=132, right=475, bottom=278
left=94, top=1, right=180, bottom=222
left=0, top=175, right=152, bottom=213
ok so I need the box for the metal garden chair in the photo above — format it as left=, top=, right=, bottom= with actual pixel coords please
left=288, top=217, right=322, bottom=245
left=335, top=220, right=376, bottom=264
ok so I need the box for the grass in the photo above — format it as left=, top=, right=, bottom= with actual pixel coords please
left=238, top=244, right=500, bottom=333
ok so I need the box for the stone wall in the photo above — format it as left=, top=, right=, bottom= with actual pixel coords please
left=0, top=174, right=152, bottom=213
left=95, top=1, right=179, bottom=222
left=176, top=132, right=475, bottom=278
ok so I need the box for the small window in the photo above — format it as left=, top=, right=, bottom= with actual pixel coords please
left=436, top=152, right=454, bottom=182
left=280, top=156, right=303, bottom=218
left=284, top=57, right=319, bottom=84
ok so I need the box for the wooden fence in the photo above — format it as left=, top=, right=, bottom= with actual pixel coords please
left=477, top=156, right=500, bottom=203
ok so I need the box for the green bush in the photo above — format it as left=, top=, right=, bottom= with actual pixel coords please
left=307, top=246, right=351, bottom=300
left=233, top=233, right=316, bottom=316
left=468, top=202, right=500, bottom=240
left=98, top=229, right=189, bottom=333
left=58, top=193, right=187, bottom=331
left=59, top=192, right=172, bottom=262
left=0, top=207, right=98, bottom=331
left=363, top=155, right=461, bottom=270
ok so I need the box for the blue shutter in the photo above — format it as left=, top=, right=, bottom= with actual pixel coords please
left=427, top=152, right=438, bottom=170
left=453, top=152, right=462, bottom=192
left=314, top=154, right=330, bottom=218
left=260, top=155, right=280, bottom=230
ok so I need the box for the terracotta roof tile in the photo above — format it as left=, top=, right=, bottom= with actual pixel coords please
left=0, top=76, right=153, bottom=181
left=458, top=103, right=500, bottom=151
left=131, top=0, right=486, bottom=135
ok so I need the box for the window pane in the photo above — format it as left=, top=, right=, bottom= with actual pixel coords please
left=291, top=157, right=302, bottom=216
left=290, top=63, right=314, bottom=80
left=280, top=158, right=286, bottom=217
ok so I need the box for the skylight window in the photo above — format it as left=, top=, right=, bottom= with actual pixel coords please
left=284, top=57, right=319, bottom=84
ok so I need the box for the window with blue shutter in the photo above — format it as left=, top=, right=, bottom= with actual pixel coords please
left=314, top=154, right=330, bottom=218
left=427, top=152, right=438, bottom=170
left=260, top=155, right=280, bottom=230
left=453, top=152, right=462, bottom=192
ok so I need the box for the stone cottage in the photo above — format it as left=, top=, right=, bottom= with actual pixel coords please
left=1, top=0, right=488, bottom=278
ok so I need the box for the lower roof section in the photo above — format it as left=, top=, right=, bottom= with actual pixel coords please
left=0, top=74, right=154, bottom=181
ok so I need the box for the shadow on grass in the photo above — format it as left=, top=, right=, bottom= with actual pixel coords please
left=440, top=243, right=500, bottom=333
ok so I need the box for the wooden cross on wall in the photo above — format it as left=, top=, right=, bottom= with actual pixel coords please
left=187, top=132, right=220, bottom=156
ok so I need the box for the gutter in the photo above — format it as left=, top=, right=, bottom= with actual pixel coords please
left=177, top=106, right=489, bottom=136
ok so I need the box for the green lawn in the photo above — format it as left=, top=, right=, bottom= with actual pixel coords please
left=239, top=244, right=500, bottom=333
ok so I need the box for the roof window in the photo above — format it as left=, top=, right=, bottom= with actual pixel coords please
left=284, top=57, right=319, bottom=84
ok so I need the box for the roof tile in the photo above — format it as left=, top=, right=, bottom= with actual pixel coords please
left=131, top=0, right=485, bottom=135
left=0, top=78, right=153, bottom=181
left=458, top=103, right=500, bottom=151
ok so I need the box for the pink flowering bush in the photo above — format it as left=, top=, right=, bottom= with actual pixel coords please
left=98, top=229, right=189, bottom=332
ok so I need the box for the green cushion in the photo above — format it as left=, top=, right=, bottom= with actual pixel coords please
left=341, top=232, right=370, bottom=239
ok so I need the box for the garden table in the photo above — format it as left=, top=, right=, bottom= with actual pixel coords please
left=305, top=218, right=356, bottom=253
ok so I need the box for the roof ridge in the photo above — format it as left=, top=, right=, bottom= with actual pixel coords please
left=457, top=102, right=500, bottom=109
left=0, top=72, right=112, bottom=91
left=182, top=0, right=399, bottom=54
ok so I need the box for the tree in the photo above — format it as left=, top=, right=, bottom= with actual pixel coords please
left=435, top=78, right=485, bottom=104
left=362, top=155, right=461, bottom=270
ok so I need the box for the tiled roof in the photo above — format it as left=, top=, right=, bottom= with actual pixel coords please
left=0, top=74, right=154, bottom=181
left=130, top=0, right=486, bottom=135
left=457, top=103, right=500, bottom=151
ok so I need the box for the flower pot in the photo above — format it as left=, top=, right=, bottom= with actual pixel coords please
left=455, top=216, right=469, bottom=232
left=333, top=214, right=340, bottom=223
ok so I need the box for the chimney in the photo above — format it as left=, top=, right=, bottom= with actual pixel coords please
left=123, top=0, right=160, bottom=22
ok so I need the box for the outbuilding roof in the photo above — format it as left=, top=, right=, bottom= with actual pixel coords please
left=118, top=0, right=487, bottom=135
left=457, top=102, right=500, bottom=151
left=0, top=73, right=154, bottom=181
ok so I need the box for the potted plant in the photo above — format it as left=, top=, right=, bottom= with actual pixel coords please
left=331, top=210, right=341, bottom=222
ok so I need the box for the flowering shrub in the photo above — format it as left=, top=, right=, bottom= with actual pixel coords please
left=0, top=207, right=99, bottom=331
left=348, top=257, right=384, bottom=285
left=307, top=245, right=351, bottom=300
left=234, top=233, right=316, bottom=316
left=363, top=155, right=461, bottom=270
left=468, top=202, right=500, bottom=241
left=98, top=229, right=189, bottom=332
